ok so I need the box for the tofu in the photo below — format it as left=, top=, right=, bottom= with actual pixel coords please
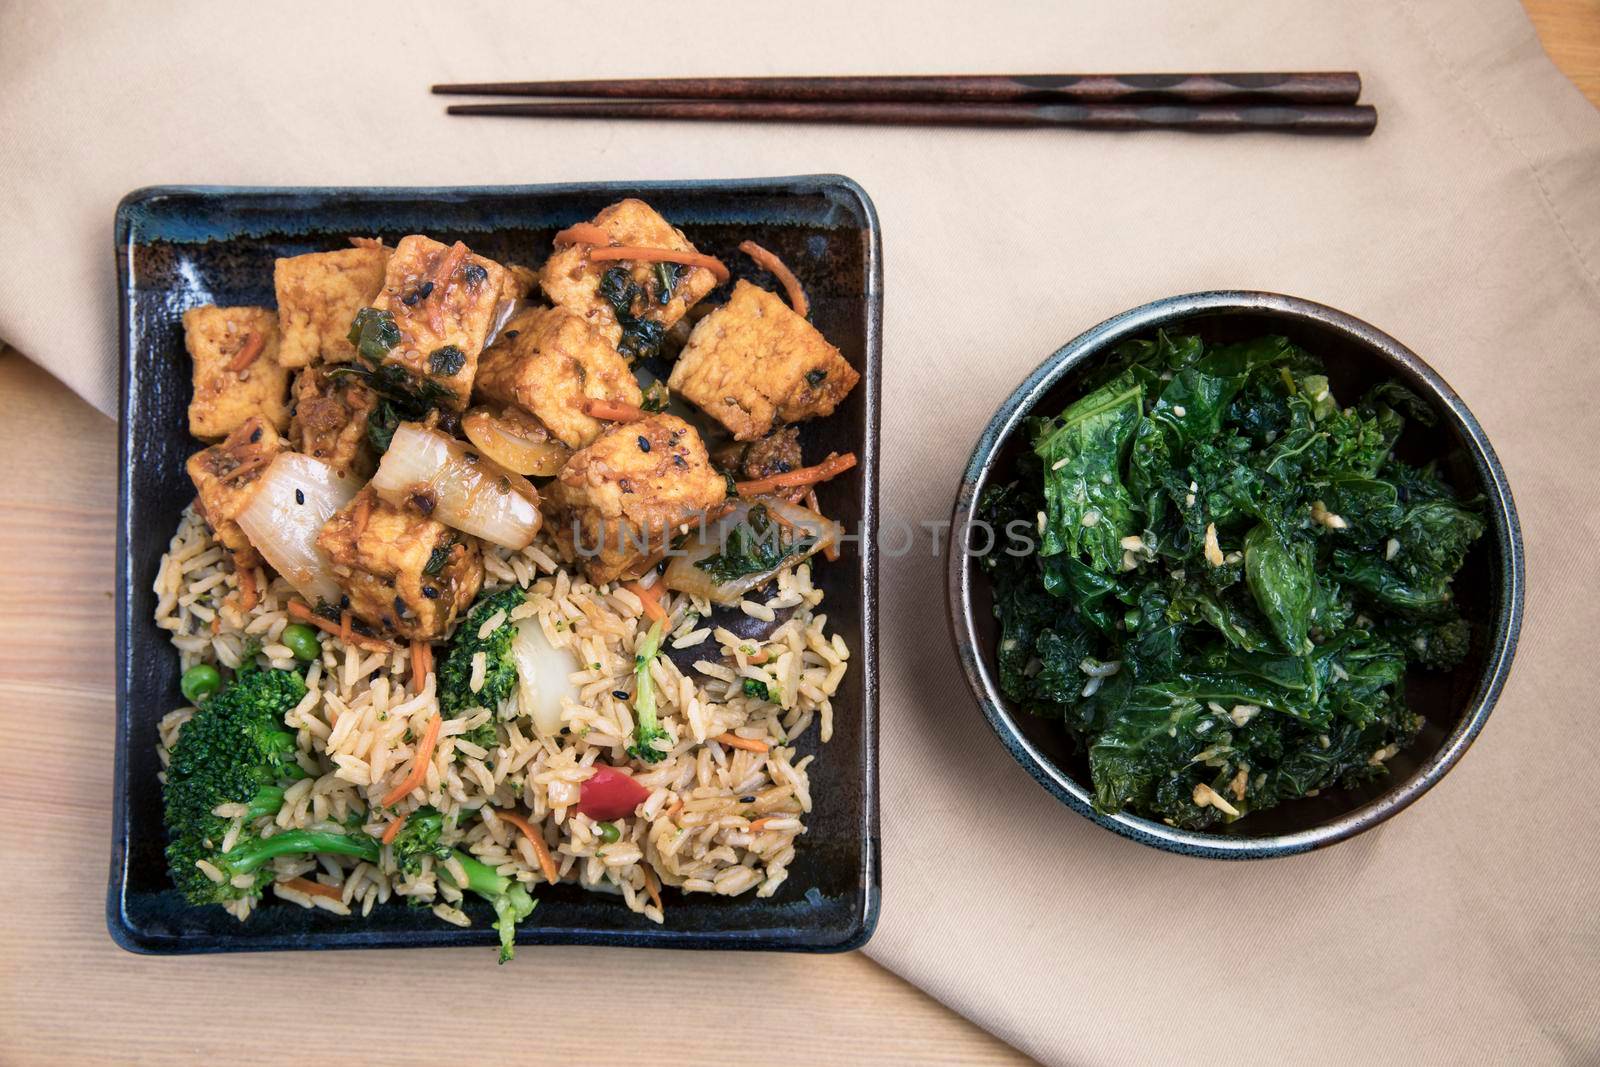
left=505, top=263, right=539, bottom=300
left=273, top=245, right=390, bottom=367
left=367, top=235, right=514, bottom=411
left=185, top=416, right=285, bottom=567
left=543, top=414, right=727, bottom=585
left=183, top=305, right=290, bottom=439
left=668, top=281, right=860, bottom=441
left=474, top=306, right=643, bottom=449
left=289, top=365, right=377, bottom=479
left=540, top=199, right=719, bottom=350
left=315, top=486, right=484, bottom=640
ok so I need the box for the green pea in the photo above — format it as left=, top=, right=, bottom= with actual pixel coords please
left=280, top=623, right=321, bottom=662
left=180, top=664, right=222, bottom=704
left=597, top=821, right=621, bottom=843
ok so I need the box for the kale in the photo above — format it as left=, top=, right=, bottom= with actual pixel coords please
left=696, top=504, right=815, bottom=584
left=982, top=332, right=1483, bottom=827
left=599, top=267, right=667, bottom=359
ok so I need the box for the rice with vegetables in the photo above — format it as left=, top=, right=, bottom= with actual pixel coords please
left=154, top=199, right=859, bottom=958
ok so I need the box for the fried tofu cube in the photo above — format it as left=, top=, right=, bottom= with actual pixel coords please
left=505, top=263, right=539, bottom=300
left=543, top=414, right=726, bottom=585
left=367, top=235, right=514, bottom=410
left=315, top=486, right=484, bottom=640
left=184, top=305, right=290, bottom=439
left=289, top=365, right=377, bottom=479
left=540, top=199, right=720, bottom=351
left=185, top=416, right=285, bottom=567
left=474, top=306, right=644, bottom=449
left=668, top=280, right=860, bottom=441
left=273, top=245, right=390, bottom=367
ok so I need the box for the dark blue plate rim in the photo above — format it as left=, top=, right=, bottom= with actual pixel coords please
left=110, top=175, right=882, bottom=951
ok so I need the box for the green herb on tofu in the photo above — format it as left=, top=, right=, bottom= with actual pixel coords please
left=653, top=261, right=681, bottom=305
left=347, top=307, right=401, bottom=363
left=437, top=587, right=526, bottom=754
left=696, top=504, right=816, bottom=584
left=640, top=380, right=671, bottom=413
left=331, top=310, right=453, bottom=453
left=163, top=665, right=380, bottom=906
left=598, top=266, right=667, bottom=359
left=980, top=331, right=1485, bottom=829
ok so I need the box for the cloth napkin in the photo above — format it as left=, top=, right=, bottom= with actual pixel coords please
left=6, top=1, right=1599, bottom=1062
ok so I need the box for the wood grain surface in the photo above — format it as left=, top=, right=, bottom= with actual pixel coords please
left=0, top=9, right=1594, bottom=1063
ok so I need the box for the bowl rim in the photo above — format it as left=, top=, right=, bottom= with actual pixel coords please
left=946, top=290, right=1525, bottom=859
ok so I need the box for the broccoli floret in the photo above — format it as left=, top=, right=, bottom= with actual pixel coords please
left=391, top=805, right=450, bottom=876
left=438, top=587, right=526, bottom=719
left=163, top=665, right=379, bottom=906
left=1410, top=616, right=1473, bottom=670
left=391, top=806, right=536, bottom=963
left=627, top=619, right=670, bottom=763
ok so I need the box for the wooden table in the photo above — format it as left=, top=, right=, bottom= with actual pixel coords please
left=2, top=11, right=1595, bottom=1064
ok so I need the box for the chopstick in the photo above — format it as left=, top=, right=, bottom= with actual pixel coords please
left=434, top=72, right=1362, bottom=107
left=446, top=99, right=1378, bottom=136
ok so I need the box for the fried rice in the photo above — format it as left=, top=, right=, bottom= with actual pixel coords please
left=154, top=504, right=848, bottom=927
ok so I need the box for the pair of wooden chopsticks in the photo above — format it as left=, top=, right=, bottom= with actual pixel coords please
left=435, top=73, right=1376, bottom=135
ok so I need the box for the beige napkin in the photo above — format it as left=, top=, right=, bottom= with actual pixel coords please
left=6, top=1, right=1600, bottom=1061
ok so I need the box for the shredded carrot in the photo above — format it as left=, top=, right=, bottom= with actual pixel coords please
left=281, top=876, right=342, bottom=902
left=496, top=808, right=559, bottom=884
left=581, top=397, right=646, bottom=423
left=641, top=863, right=663, bottom=912
left=410, top=640, right=428, bottom=690
left=588, top=246, right=731, bottom=284
left=210, top=615, right=221, bottom=636
left=552, top=222, right=612, bottom=246
left=381, top=813, right=408, bottom=845
left=339, top=610, right=352, bottom=645
left=286, top=600, right=394, bottom=654
left=380, top=714, right=441, bottom=808
left=227, top=331, right=265, bottom=373
left=747, top=649, right=770, bottom=665
left=235, top=566, right=259, bottom=612
left=735, top=452, right=858, bottom=496
left=714, top=732, right=771, bottom=754
left=665, top=797, right=684, bottom=820
left=622, top=580, right=667, bottom=624
left=747, top=817, right=776, bottom=832
left=739, top=240, right=809, bottom=317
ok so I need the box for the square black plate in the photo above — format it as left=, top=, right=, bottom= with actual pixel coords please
left=111, top=176, right=881, bottom=954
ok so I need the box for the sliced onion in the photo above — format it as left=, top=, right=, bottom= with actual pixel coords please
left=235, top=453, right=358, bottom=606
left=370, top=422, right=541, bottom=550
left=663, top=499, right=840, bottom=605
left=511, top=618, right=581, bottom=737
left=483, top=296, right=522, bottom=350
left=461, top=407, right=572, bottom=477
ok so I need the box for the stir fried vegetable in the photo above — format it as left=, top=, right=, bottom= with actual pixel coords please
left=980, top=331, right=1485, bottom=829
